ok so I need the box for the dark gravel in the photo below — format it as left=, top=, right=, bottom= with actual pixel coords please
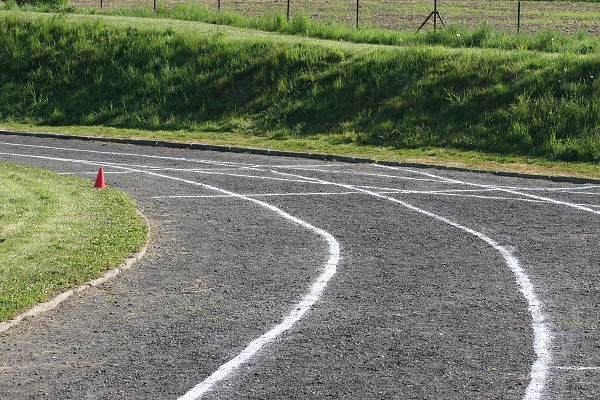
left=0, top=134, right=598, bottom=399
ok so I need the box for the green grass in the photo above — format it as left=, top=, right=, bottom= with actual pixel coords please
left=1, top=12, right=599, bottom=160
left=0, top=10, right=599, bottom=174
left=51, top=4, right=600, bottom=54
left=0, top=162, right=147, bottom=321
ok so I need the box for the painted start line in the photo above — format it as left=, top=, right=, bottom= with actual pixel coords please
left=1, top=137, right=599, bottom=400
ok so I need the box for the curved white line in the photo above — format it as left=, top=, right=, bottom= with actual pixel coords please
left=272, top=170, right=551, bottom=400
left=179, top=231, right=338, bottom=399
left=377, top=165, right=600, bottom=215
left=0, top=150, right=340, bottom=400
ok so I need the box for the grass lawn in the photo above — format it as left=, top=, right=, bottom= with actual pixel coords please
left=0, top=161, right=147, bottom=321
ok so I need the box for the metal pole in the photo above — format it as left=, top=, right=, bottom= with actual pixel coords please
left=356, top=0, right=359, bottom=29
left=517, top=1, right=521, bottom=33
left=433, top=0, right=437, bottom=31
left=153, top=0, right=157, bottom=12
left=287, top=0, right=290, bottom=21
left=218, top=0, right=221, bottom=11
left=100, top=0, right=102, bottom=8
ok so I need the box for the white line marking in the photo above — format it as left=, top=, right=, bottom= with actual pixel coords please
left=149, top=191, right=600, bottom=212
left=12, top=142, right=555, bottom=200
left=554, top=366, right=600, bottom=371
left=0, top=150, right=341, bottom=400
left=272, top=170, right=551, bottom=400
left=247, top=164, right=339, bottom=169
left=6, top=139, right=597, bottom=199
left=0, top=141, right=336, bottom=171
left=314, top=168, right=599, bottom=192
left=36, top=154, right=595, bottom=208
left=49, top=158, right=330, bottom=185
left=564, top=191, right=600, bottom=196
left=539, top=186, right=599, bottom=192
left=58, top=171, right=137, bottom=175
left=0, top=141, right=250, bottom=168
left=147, top=191, right=553, bottom=204
left=148, top=191, right=363, bottom=199
left=376, top=165, right=600, bottom=215
left=307, top=169, right=452, bottom=183
left=266, top=168, right=450, bottom=182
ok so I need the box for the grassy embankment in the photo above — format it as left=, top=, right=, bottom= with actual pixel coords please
left=0, top=10, right=599, bottom=178
left=81, top=2, right=600, bottom=48
left=0, top=162, right=147, bottom=321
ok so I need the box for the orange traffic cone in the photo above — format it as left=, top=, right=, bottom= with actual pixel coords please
left=93, top=168, right=106, bottom=189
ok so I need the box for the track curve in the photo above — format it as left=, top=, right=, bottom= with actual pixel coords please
left=1, top=134, right=599, bottom=400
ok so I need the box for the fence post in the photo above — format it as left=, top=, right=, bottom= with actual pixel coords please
left=153, top=0, right=157, bottom=12
left=433, top=0, right=437, bottom=30
left=356, top=0, right=359, bottom=29
left=517, top=1, right=521, bottom=33
left=287, top=0, right=290, bottom=21
left=218, top=0, right=221, bottom=11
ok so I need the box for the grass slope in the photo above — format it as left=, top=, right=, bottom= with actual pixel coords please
left=0, top=162, right=147, bottom=321
left=85, top=4, right=600, bottom=52
left=0, top=11, right=599, bottom=164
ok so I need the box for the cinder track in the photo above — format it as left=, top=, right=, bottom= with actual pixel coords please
left=1, top=134, right=599, bottom=399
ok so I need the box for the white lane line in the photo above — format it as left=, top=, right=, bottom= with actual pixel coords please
left=247, top=163, right=339, bottom=169
left=149, top=168, right=323, bottom=185
left=0, top=141, right=250, bottom=168
left=298, top=169, right=455, bottom=183
left=47, top=158, right=329, bottom=186
left=554, top=366, right=600, bottom=371
left=40, top=150, right=600, bottom=208
left=148, top=191, right=364, bottom=199
left=58, top=158, right=591, bottom=206
left=5, top=139, right=597, bottom=196
left=58, top=171, right=137, bottom=175
left=62, top=155, right=591, bottom=208
left=335, top=168, right=600, bottom=193
left=536, top=186, right=599, bottom=192
left=309, top=167, right=599, bottom=192
left=263, top=168, right=450, bottom=183
left=10, top=143, right=560, bottom=202
left=355, top=184, right=496, bottom=193
left=0, top=150, right=341, bottom=400
left=377, top=165, right=600, bottom=215
left=564, top=191, right=600, bottom=196
left=7, top=139, right=595, bottom=198
left=149, top=191, right=600, bottom=211
left=272, top=170, right=551, bottom=400
left=147, top=191, right=552, bottom=204
left=0, top=141, right=335, bottom=171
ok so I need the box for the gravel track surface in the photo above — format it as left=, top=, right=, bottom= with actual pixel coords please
left=0, top=134, right=599, bottom=399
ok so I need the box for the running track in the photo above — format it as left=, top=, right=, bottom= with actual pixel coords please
left=1, top=134, right=599, bottom=399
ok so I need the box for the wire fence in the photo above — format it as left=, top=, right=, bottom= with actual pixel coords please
left=70, top=0, right=600, bottom=35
